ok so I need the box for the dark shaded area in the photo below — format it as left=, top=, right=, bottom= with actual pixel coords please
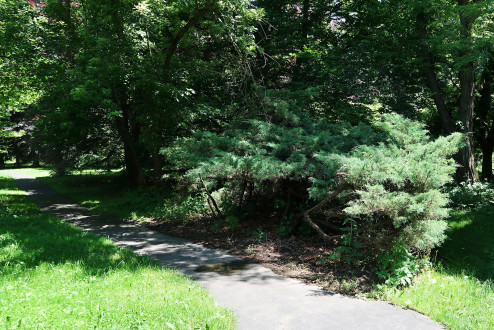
left=146, top=216, right=378, bottom=294
left=437, top=206, right=494, bottom=282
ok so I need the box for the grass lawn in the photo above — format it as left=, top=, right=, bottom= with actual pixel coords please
left=0, top=170, right=235, bottom=329
left=380, top=207, right=494, bottom=329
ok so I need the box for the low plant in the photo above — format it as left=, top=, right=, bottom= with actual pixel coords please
left=225, top=215, right=240, bottom=228
left=252, top=228, right=267, bottom=243
left=448, top=181, right=494, bottom=209
left=375, top=245, right=426, bottom=287
left=322, top=218, right=363, bottom=266
left=165, top=106, right=463, bottom=262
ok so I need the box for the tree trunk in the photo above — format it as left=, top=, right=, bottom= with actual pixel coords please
left=32, top=150, right=40, bottom=167
left=416, top=5, right=478, bottom=182
left=475, top=53, right=493, bottom=180
left=111, top=85, right=146, bottom=187
left=0, top=154, right=5, bottom=168
left=416, top=9, right=455, bottom=134
left=115, top=116, right=146, bottom=187
left=456, top=0, right=479, bottom=182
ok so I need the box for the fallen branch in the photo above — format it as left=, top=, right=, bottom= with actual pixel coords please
left=199, top=175, right=222, bottom=217
left=302, top=214, right=338, bottom=243
left=313, top=218, right=343, bottom=234
left=292, top=183, right=352, bottom=243
left=305, top=183, right=352, bottom=215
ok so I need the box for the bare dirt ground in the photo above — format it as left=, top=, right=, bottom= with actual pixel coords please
left=144, top=214, right=378, bottom=295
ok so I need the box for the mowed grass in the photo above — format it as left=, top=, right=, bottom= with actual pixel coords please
left=0, top=172, right=235, bottom=329
left=381, top=207, right=494, bottom=329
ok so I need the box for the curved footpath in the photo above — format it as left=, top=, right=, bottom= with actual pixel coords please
left=9, top=172, right=442, bottom=330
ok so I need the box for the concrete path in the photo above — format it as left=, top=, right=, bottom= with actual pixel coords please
left=9, top=172, right=442, bottom=330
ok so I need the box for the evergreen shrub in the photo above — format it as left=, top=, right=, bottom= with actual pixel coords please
left=164, top=106, right=463, bottom=259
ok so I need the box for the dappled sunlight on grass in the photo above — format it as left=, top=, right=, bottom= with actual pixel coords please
left=0, top=189, right=26, bottom=196
left=0, top=172, right=235, bottom=329
left=1, top=168, right=52, bottom=178
left=13, top=168, right=206, bottom=223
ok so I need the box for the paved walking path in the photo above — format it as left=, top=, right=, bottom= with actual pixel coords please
left=10, top=172, right=442, bottom=330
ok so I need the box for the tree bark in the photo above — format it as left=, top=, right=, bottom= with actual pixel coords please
left=456, top=0, right=479, bottom=182
left=481, top=140, right=494, bottom=181
left=302, top=214, right=338, bottom=244
left=476, top=56, right=494, bottom=180
left=31, top=149, right=40, bottom=167
left=112, top=87, right=146, bottom=187
left=416, top=9, right=455, bottom=135
left=115, top=116, right=146, bottom=187
left=416, top=6, right=478, bottom=182
left=291, top=183, right=351, bottom=236
left=199, top=175, right=222, bottom=216
left=152, top=147, right=162, bottom=181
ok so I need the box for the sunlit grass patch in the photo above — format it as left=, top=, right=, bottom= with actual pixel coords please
left=381, top=269, right=493, bottom=329
left=0, top=167, right=52, bottom=178
left=0, top=189, right=26, bottom=195
left=0, top=172, right=235, bottom=329
left=376, top=205, right=494, bottom=329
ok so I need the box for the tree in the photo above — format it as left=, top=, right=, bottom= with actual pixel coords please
left=326, top=0, right=494, bottom=182
left=475, top=54, right=494, bottom=180
left=32, top=0, right=260, bottom=184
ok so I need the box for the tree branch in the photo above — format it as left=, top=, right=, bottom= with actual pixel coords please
left=199, top=175, right=222, bottom=217
left=163, top=0, right=216, bottom=78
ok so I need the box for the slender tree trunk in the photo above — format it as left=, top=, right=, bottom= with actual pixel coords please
left=115, top=116, right=146, bottom=187
left=416, top=6, right=478, bottom=182
left=0, top=154, right=5, bottom=168
left=31, top=150, right=40, bottom=167
left=474, top=56, right=493, bottom=180
left=112, top=87, right=146, bottom=187
left=416, top=9, right=455, bottom=134
left=457, top=61, right=478, bottom=182
left=480, top=140, right=494, bottom=181
left=456, top=0, right=479, bottom=182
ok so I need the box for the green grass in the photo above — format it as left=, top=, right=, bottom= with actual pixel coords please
left=3, top=168, right=206, bottom=222
left=380, top=206, right=494, bottom=329
left=0, top=171, right=235, bottom=329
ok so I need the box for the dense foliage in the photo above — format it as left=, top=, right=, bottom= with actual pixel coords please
left=166, top=108, right=463, bottom=256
